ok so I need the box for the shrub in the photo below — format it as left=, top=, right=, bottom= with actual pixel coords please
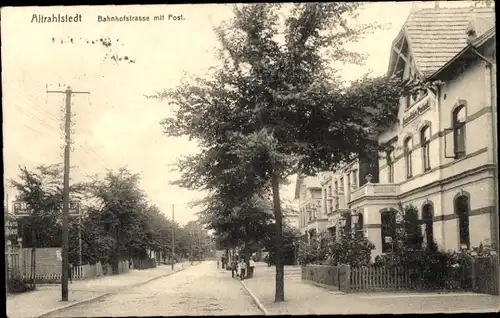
left=298, top=237, right=327, bottom=265
left=327, top=233, right=375, bottom=267
left=7, top=276, right=35, bottom=294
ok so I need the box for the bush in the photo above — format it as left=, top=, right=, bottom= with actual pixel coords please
left=298, top=232, right=375, bottom=266
left=7, top=276, right=35, bottom=294
left=328, top=233, right=375, bottom=267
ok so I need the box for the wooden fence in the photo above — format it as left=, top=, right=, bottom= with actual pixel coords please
left=472, top=254, right=499, bottom=295
left=349, top=266, right=413, bottom=292
left=20, top=261, right=129, bottom=282
left=302, top=255, right=498, bottom=295
left=6, top=243, right=130, bottom=283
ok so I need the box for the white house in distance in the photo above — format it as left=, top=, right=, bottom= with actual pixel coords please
left=283, top=208, right=300, bottom=230
left=294, top=175, right=324, bottom=240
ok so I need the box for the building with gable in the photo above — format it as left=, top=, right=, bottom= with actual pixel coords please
left=346, top=4, right=497, bottom=258
left=294, top=175, right=324, bottom=240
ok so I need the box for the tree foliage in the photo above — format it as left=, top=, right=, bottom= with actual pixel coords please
left=149, top=3, right=410, bottom=302
left=9, top=164, right=211, bottom=267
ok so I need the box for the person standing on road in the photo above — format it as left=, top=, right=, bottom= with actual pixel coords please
left=231, top=258, right=238, bottom=278
left=217, top=259, right=220, bottom=269
left=68, top=263, right=73, bottom=284
left=248, top=258, right=255, bottom=278
left=238, top=259, right=247, bottom=280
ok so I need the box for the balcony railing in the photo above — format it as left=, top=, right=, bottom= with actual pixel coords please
left=350, top=183, right=399, bottom=202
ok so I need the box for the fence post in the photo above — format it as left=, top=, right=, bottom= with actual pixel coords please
left=471, top=257, right=476, bottom=292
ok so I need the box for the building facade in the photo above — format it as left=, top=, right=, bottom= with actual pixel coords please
left=347, top=5, right=497, bottom=258
left=294, top=175, right=325, bottom=240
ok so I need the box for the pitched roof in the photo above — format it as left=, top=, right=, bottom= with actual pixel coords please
left=294, top=175, right=321, bottom=200
left=429, top=26, right=495, bottom=80
left=397, top=6, right=495, bottom=78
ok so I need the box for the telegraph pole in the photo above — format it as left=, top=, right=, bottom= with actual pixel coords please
left=47, top=86, right=90, bottom=302
left=171, top=204, right=175, bottom=271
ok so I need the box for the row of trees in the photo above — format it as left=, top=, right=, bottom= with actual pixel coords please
left=8, top=164, right=213, bottom=272
left=150, top=3, right=415, bottom=302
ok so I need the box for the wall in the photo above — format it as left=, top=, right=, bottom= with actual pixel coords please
left=19, top=247, right=61, bottom=277
left=379, top=59, right=493, bottom=192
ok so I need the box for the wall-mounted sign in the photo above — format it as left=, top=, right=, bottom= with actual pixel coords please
left=402, top=100, right=430, bottom=127
left=13, top=201, right=81, bottom=217
left=13, top=201, right=31, bottom=217
left=69, top=201, right=81, bottom=216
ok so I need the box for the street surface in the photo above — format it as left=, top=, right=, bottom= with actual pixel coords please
left=7, top=262, right=193, bottom=318
left=48, top=261, right=261, bottom=316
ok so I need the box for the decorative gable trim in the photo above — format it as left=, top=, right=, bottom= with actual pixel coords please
left=387, top=28, right=424, bottom=81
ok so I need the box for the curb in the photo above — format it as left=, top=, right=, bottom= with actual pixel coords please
left=36, top=293, right=111, bottom=318
left=35, top=263, right=200, bottom=317
left=240, top=280, right=270, bottom=316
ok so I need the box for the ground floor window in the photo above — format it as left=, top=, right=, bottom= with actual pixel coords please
left=455, top=194, right=470, bottom=249
left=422, top=204, right=434, bottom=250
left=381, top=209, right=397, bottom=253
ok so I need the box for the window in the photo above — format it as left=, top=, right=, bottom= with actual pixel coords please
left=334, top=180, right=339, bottom=210
left=339, top=177, right=344, bottom=192
left=386, top=149, right=394, bottom=183
left=421, top=126, right=431, bottom=171
left=381, top=209, right=397, bottom=253
left=422, top=204, right=435, bottom=251
left=403, top=208, right=420, bottom=249
left=453, top=106, right=466, bottom=159
left=404, top=137, right=413, bottom=178
left=352, top=169, right=358, bottom=188
left=343, top=213, right=352, bottom=235
left=323, top=189, right=328, bottom=215
left=356, top=213, right=364, bottom=239
left=455, top=195, right=470, bottom=249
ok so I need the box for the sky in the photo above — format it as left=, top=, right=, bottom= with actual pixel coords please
left=2, top=2, right=475, bottom=225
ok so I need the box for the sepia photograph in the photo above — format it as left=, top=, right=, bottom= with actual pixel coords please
left=2, top=1, right=499, bottom=316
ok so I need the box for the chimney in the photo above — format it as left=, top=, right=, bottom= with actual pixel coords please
left=466, top=21, right=477, bottom=44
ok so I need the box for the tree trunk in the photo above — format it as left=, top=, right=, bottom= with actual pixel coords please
left=271, top=173, right=285, bottom=302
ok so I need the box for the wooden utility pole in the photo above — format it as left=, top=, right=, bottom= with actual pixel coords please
left=47, top=86, right=90, bottom=301
left=171, top=204, right=175, bottom=271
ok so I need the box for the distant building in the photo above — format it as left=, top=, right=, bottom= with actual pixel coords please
left=294, top=175, right=325, bottom=241
left=283, top=208, right=299, bottom=230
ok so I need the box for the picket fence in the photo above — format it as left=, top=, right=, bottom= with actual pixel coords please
left=20, top=261, right=130, bottom=282
left=303, top=255, right=498, bottom=295
left=349, top=266, right=413, bottom=291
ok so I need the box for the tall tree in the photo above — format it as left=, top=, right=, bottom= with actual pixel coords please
left=85, top=167, right=148, bottom=271
left=153, top=3, right=403, bottom=302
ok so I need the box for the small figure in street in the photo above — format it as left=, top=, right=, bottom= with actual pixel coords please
left=68, top=263, right=73, bottom=284
left=231, top=258, right=238, bottom=278
left=221, top=255, right=225, bottom=269
left=238, top=259, right=247, bottom=280
left=217, top=259, right=220, bottom=269
left=249, top=258, right=255, bottom=278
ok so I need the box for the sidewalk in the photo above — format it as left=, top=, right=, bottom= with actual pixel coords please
left=7, top=262, right=198, bottom=318
left=241, top=263, right=500, bottom=315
